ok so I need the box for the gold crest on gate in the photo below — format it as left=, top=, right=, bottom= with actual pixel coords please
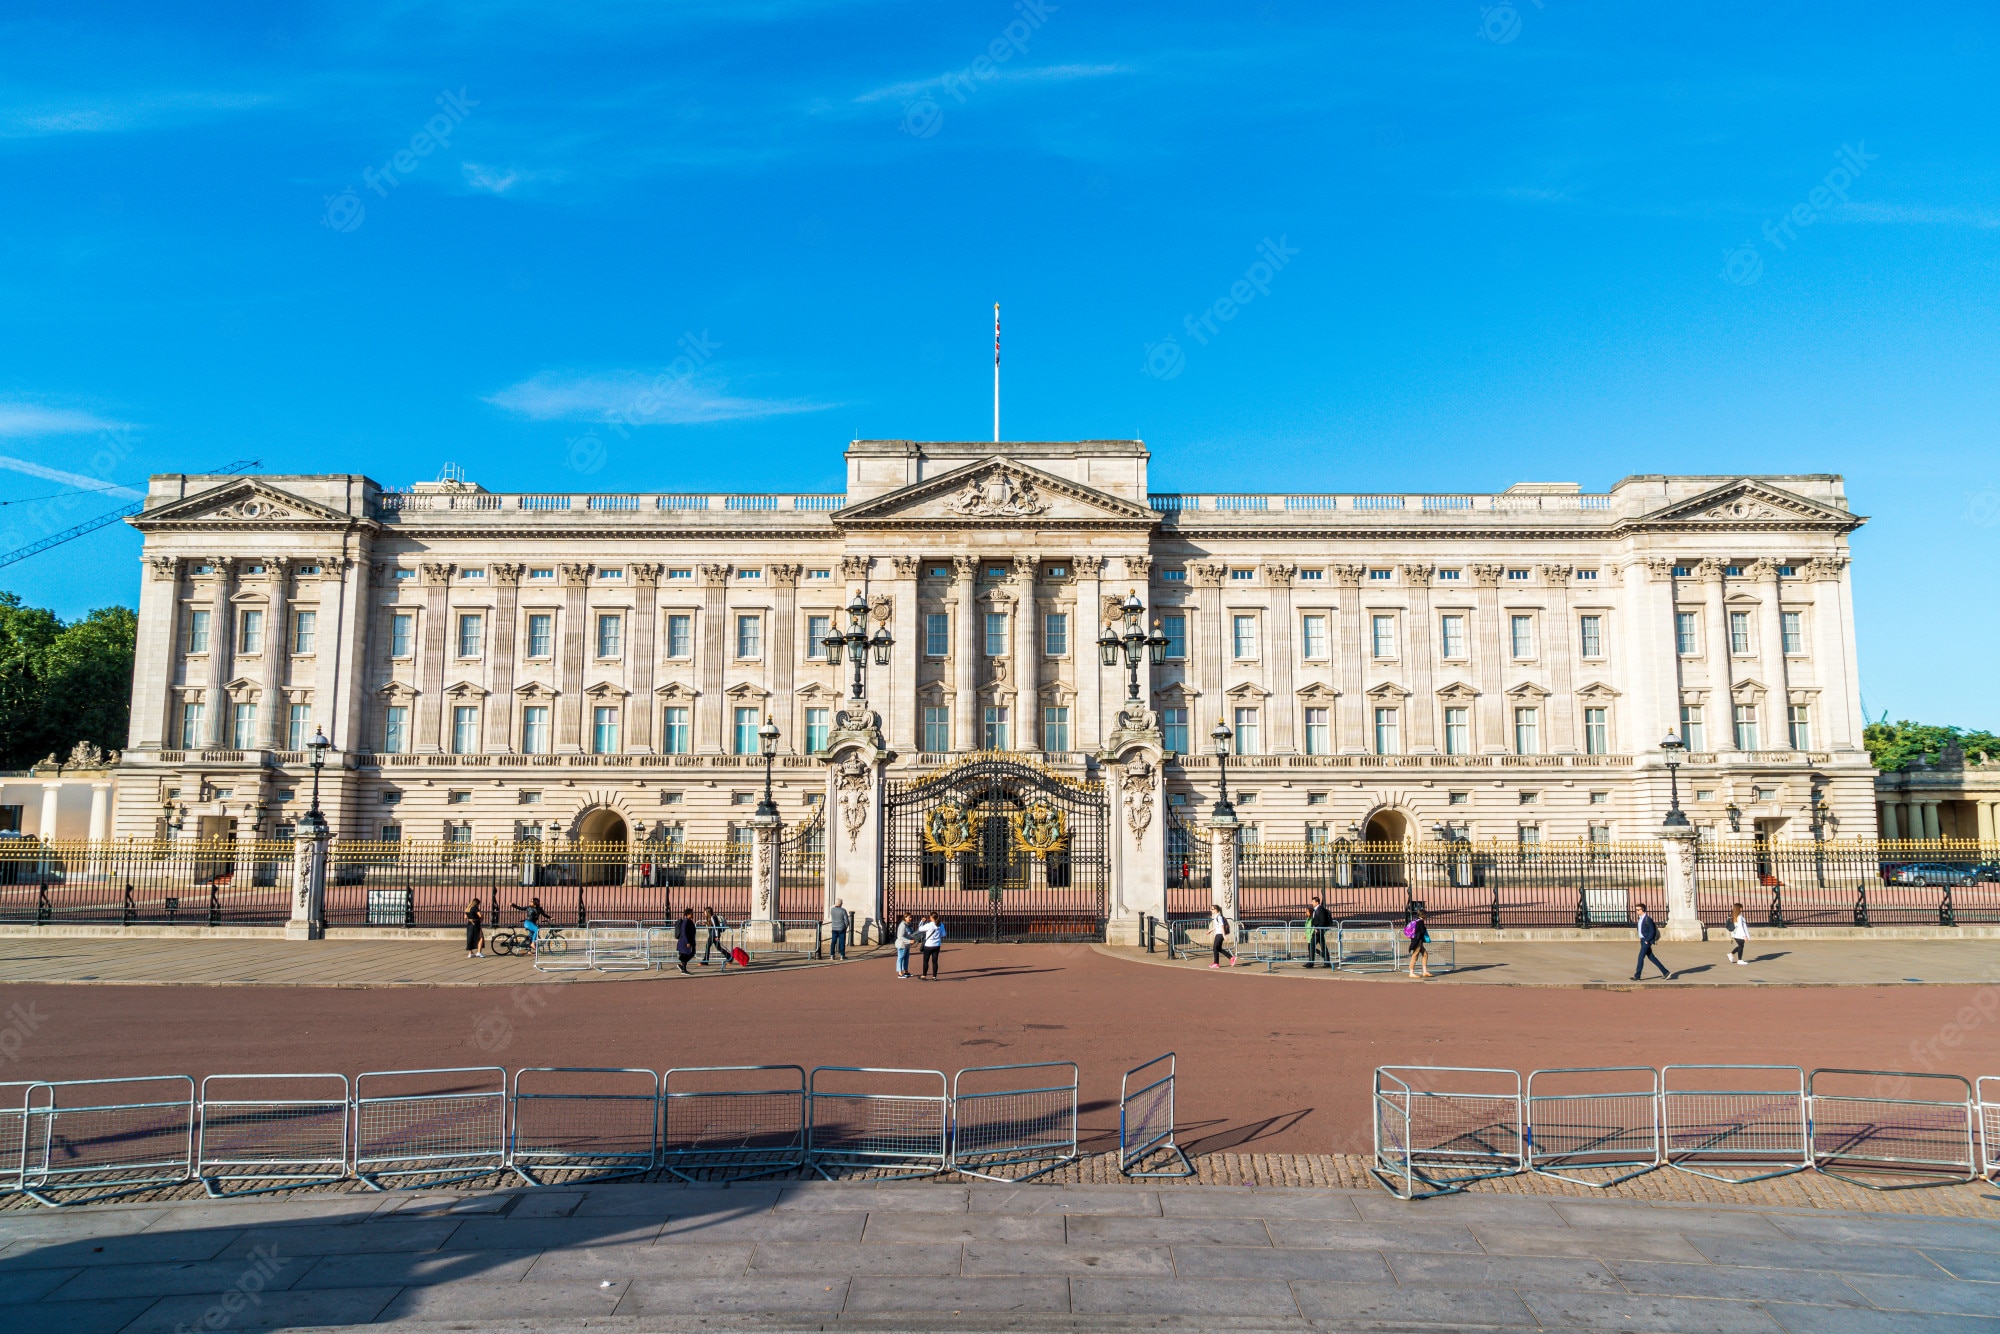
left=1010, top=800, right=1068, bottom=859
left=922, top=801, right=979, bottom=856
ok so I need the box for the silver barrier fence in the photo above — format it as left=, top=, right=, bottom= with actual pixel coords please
left=1397, top=930, right=1456, bottom=974
left=353, top=1066, right=508, bottom=1189
left=1981, top=1076, right=1999, bottom=1181
left=1661, top=1064, right=1810, bottom=1184
left=951, top=1061, right=1079, bottom=1183
left=1807, top=1068, right=1978, bottom=1190
left=1, top=1080, right=30, bottom=1193
left=745, top=919, right=824, bottom=962
left=509, top=1067, right=660, bottom=1185
left=1242, top=922, right=1311, bottom=972
left=1119, top=1052, right=1194, bottom=1178
left=1525, top=1067, right=1661, bottom=1188
left=533, top=930, right=592, bottom=973
left=1338, top=920, right=1401, bottom=972
left=1165, top=918, right=1207, bottom=960
left=18, top=1076, right=197, bottom=1206
left=587, top=921, right=650, bottom=973
left=661, top=1065, right=808, bottom=1182
left=197, top=1074, right=351, bottom=1198
left=1372, top=1066, right=1523, bottom=1200
left=806, top=1066, right=949, bottom=1180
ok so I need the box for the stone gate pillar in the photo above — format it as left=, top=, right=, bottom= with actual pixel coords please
left=286, top=825, right=330, bottom=940
left=823, top=704, right=893, bottom=946
left=1210, top=812, right=1242, bottom=931
left=1657, top=822, right=1703, bottom=941
left=1100, top=703, right=1166, bottom=946
left=744, top=810, right=782, bottom=944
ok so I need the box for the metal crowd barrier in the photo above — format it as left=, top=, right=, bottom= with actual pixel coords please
left=533, top=931, right=592, bottom=973
left=660, top=1065, right=808, bottom=1182
left=586, top=921, right=650, bottom=973
left=1241, top=922, right=1311, bottom=971
left=1164, top=918, right=1208, bottom=960
left=1807, top=1069, right=1978, bottom=1189
left=353, top=1067, right=508, bottom=1190
left=748, top=920, right=825, bottom=961
left=1661, top=1064, right=1810, bottom=1183
left=1526, top=1067, right=1661, bottom=1187
left=18, top=1076, right=198, bottom=1206
left=509, top=1067, right=659, bottom=1185
left=1980, top=1076, right=1999, bottom=1181
left=806, top=1066, right=949, bottom=1180
left=1396, top=930, right=1456, bottom=973
left=197, top=1074, right=350, bottom=1198
left=1372, top=1066, right=1524, bottom=1199
left=951, top=1062, right=1079, bottom=1182
left=1337, top=920, right=1401, bottom=972
left=1119, top=1052, right=1194, bottom=1178
left=0, top=1079, right=30, bottom=1193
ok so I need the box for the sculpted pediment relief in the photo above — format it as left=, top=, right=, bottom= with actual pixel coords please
left=133, top=479, right=357, bottom=528
left=1631, top=479, right=1859, bottom=531
left=833, top=456, right=1157, bottom=528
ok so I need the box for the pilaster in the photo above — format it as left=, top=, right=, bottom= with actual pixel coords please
left=1470, top=564, right=1506, bottom=753
left=1401, top=564, right=1437, bottom=752
left=888, top=556, right=920, bottom=754
left=1332, top=564, right=1367, bottom=752
left=951, top=555, right=978, bottom=752
left=1540, top=564, right=1576, bottom=752
left=1263, top=563, right=1298, bottom=753
left=414, top=561, right=453, bottom=752
left=1013, top=555, right=1040, bottom=751
left=696, top=563, right=728, bottom=752
left=1075, top=556, right=1105, bottom=752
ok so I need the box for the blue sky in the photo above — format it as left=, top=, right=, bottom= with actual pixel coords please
left=1, top=2, right=1996, bottom=726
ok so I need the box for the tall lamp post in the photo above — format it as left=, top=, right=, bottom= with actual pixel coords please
left=1210, top=721, right=1236, bottom=820
left=822, top=591, right=893, bottom=702
left=755, top=717, right=781, bottom=818
left=1097, top=590, right=1169, bottom=704
left=1659, top=732, right=1689, bottom=827
left=301, top=727, right=333, bottom=837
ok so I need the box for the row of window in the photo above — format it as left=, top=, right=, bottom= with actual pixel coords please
left=181, top=609, right=318, bottom=656
left=1673, top=609, right=1807, bottom=656
left=177, top=701, right=317, bottom=750
left=1679, top=703, right=1813, bottom=752
left=1182, top=704, right=1612, bottom=757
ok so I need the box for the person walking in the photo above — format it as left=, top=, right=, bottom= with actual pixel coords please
left=894, top=913, right=915, bottom=978
left=1305, top=895, right=1333, bottom=968
left=1405, top=907, right=1432, bottom=979
left=700, top=906, right=727, bottom=965
left=1632, top=902, right=1672, bottom=981
left=464, top=898, right=485, bottom=959
left=918, top=911, right=945, bottom=979
left=1208, top=904, right=1240, bottom=969
left=829, top=899, right=851, bottom=961
left=509, top=895, right=547, bottom=947
left=674, top=907, right=697, bottom=975
left=1727, top=902, right=1750, bottom=966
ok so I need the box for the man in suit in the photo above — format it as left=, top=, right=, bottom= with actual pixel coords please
left=1304, top=895, right=1333, bottom=968
left=1632, top=902, right=1672, bottom=981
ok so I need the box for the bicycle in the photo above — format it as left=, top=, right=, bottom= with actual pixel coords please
left=489, top=924, right=568, bottom=957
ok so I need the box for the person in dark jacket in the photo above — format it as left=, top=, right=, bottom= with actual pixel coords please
left=1305, top=895, right=1333, bottom=968
left=674, top=907, right=697, bottom=975
left=510, top=896, right=547, bottom=945
left=700, top=906, right=727, bottom=965
left=829, top=900, right=851, bottom=960
left=1632, top=903, right=1672, bottom=981
left=464, top=899, right=484, bottom=959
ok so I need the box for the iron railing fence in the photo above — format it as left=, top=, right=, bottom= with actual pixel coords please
left=1164, top=805, right=1213, bottom=917
left=0, top=839, right=296, bottom=926
left=776, top=812, right=825, bottom=920
left=1696, top=838, right=2000, bottom=926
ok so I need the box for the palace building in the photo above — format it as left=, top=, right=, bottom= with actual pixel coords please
left=113, top=438, right=1872, bottom=860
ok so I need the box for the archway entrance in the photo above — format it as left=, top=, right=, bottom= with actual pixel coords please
left=575, top=807, right=628, bottom=885
left=1359, top=808, right=1409, bottom=887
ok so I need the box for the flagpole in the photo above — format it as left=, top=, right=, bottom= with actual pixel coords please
left=992, top=302, right=1000, bottom=444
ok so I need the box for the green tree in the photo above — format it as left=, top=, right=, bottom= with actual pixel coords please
left=0, top=592, right=136, bottom=768
left=1864, top=719, right=2000, bottom=773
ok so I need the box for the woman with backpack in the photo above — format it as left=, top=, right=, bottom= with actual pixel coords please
left=1405, top=908, right=1432, bottom=979
left=1208, top=904, right=1239, bottom=968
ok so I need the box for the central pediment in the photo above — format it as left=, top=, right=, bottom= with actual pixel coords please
left=832, top=456, right=1158, bottom=529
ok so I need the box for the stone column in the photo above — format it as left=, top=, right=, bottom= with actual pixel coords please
left=1657, top=823, right=1703, bottom=941
left=1470, top=564, right=1507, bottom=753
left=255, top=558, right=292, bottom=750
left=88, top=781, right=112, bottom=843
left=769, top=564, right=802, bottom=752
left=1100, top=706, right=1166, bottom=945
left=38, top=781, right=61, bottom=840
left=1210, top=811, right=1241, bottom=930
left=888, top=557, right=920, bottom=753
left=1880, top=802, right=1899, bottom=839
left=134, top=557, right=183, bottom=749
left=1978, top=801, right=1996, bottom=844
left=1401, top=564, right=1437, bottom=752
left=951, top=555, right=978, bottom=751
left=285, top=824, right=330, bottom=940
left=414, top=562, right=453, bottom=752
left=1013, top=556, right=1041, bottom=751
left=1332, top=564, right=1367, bottom=751
left=205, top=558, right=237, bottom=748
left=1921, top=802, right=1941, bottom=841
left=1699, top=560, right=1735, bottom=749
left=1805, top=557, right=1859, bottom=751
left=324, top=557, right=368, bottom=763
left=624, top=565, right=661, bottom=751
left=824, top=709, right=891, bottom=941
left=484, top=564, right=523, bottom=752
left=1263, top=563, right=1298, bottom=753
left=1192, top=562, right=1229, bottom=740
left=1075, top=556, right=1105, bottom=752
left=744, top=811, right=783, bottom=941
left=557, top=563, right=592, bottom=753
left=1540, top=564, right=1577, bottom=752
left=1749, top=559, right=1791, bottom=747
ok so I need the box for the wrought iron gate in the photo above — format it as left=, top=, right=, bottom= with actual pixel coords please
left=883, top=756, right=1108, bottom=941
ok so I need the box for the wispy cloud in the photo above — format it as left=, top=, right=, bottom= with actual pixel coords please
left=484, top=369, right=833, bottom=425
left=461, top=162, right=521, bottom=193
left=0, top=402, right=130, bottom=437
left=0, top=455, right=143, bottom=500
left=853, top=63, right=1130, bottom=105
left=1837, top=202, right=2000, bottom=229
left=0, top=90, right=272, bottom=140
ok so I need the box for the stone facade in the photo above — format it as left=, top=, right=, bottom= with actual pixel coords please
left=1874, top=743, right=2000, bottom=841
left=113, top=440, right=1873, bottom=849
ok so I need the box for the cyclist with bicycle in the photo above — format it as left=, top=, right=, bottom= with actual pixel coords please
left=510, top=896, right=549, bottom=945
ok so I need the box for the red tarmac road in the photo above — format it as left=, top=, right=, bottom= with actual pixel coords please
left=11, top=944, right=1998, bottom=1155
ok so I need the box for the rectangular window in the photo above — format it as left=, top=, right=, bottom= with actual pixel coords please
left=1518, top=824, right=1542, bottom=848
left=390, top=612, right=414, bottom=659
left=661, top=706, right=690, bottom=754
left=1439, top=614, right=1466, bottom=659
left=1368, top=568, right=1391, bottom=581
left=1043, top=706, right=1070, bottom=752
left=1161, top=568, right=1185, bottom=581
left=1438, top=569, right=1461, bottom=581
left=231, top=702, right=256, bottom=749
left=521, top=705, right=550, bottom=754
left=984, top=612, right=1008, bottom=656
left=594, top=613, right=622, bottom=658
left=1510, top=614, right=1534, bottom=658
left=1675, top=611, right=1698, bottom=655
left=806, top=614, right=832, bottom=659
left=1300, top=614, right=1327, bottom=659
left=1444, top=707, right=1469, bottom=755
left=1680, top=704, right=1705, bottom=751
left=1588, top=823, right=1611, bottom=846
left=1729, top=610, right=1751, bottom=655
left=1788, top=704, right=1811, bottom=751
left=384, top=704, right=409, bottom=754
left=526, top=613, right=553, bottom=658
left=665, top=614, right=691, bottom=659
left=1506, top=569, right=1529, bottom=581
left=924, top=613, right=948, bottom=658
left=457, top=612, right=483, bottom=658
left=1578, top=614, right=1602, bottom=658
left=287, top=703, right=311, bottom=750
left=187, top=609, right=211, bottom=654
left=982, top=706, right=1010, bottom=750
left=181, top=701, right=204, bottom=748
left=292, top=609, right=316, bottom=654
left=528, top=567, right=554, bottom=581
left=380, top=823, right=402, bottom=842
left=1162, top=708, right=1188, bottom=754
left=1370, top=614, right=1396, bottom=659
left=1299, top=568, right=1323, bottom=582
left=1233, top=707, right=1260, bottom=754
left=736, top=614, right=761, bottom=659
left=1044, top=612, right=1068, bottom=657
left=806, top=707, right=830, bottom=754
left=1733, top=703, right=1759, bottom=751
left=1303, top=707, right=1330, bottom=755
left=1161, top=614, right=1186, bottom=659
left=734, top=567, right=758, bottom=581
left=1373, top=707, right=1399, bottom=755
left=239, top=609, right=263, bottom=655
left=592, top=706, right=620, bottom=754
left=1230, top=568, right=1254, bottom=581
left=1232, top=614, right=1259, bottom=659
left=732, top=707, right=759, bottom=755
left=1781, top=611, right=1803, bottom=654
left=1584, top=707, right=1608, bottom=755
left=1514, top=707, right=1540, bottom=755
left=452, top=705, right=478, bottom=754
left=922, top=706, right=950, bottom=753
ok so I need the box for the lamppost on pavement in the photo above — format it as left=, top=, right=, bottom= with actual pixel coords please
left=301, top=727, right=333, bottom=837
left=755, top=717, right=781, bottom=819
left=1210, top=721, right=1236, bottom=821
left=1096, top=590, right=1168, bottom=703
left=1659, top=732, right=1690, bottom=827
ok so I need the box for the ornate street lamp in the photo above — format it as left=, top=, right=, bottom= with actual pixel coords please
left=755, top=717, right=781, bottom=819
left=1659, top=732, right=1689, bottom=827
left=1210, top=721, right=1236, bottom=821
left=300, top=727, right=333, bottom=837
left=822, top=591, right=893, bottom=701
left=1096, top=590, right=1169, bottom=703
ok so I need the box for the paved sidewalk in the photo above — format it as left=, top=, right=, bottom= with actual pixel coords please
left=6, top=1180, right=1999, bottom=1332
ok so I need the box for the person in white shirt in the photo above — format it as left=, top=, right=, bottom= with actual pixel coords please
left=894, top=913, right=915, bottom=978
left=1728, top=902, right=1750, bottom=965
left=1208, top=905, right=1240, bottom=969
left=918, top=912, right=946, bottom=979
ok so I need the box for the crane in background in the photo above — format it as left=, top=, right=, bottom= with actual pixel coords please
left=0, top=460, right=261, bottom=571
